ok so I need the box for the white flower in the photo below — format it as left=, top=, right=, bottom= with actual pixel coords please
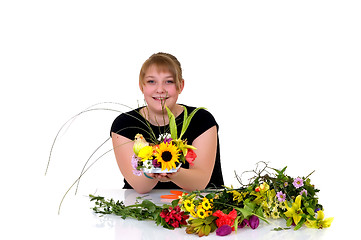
left=143, top=160, right=154, bottom=170
left=158, top=133, right=171, bottom=142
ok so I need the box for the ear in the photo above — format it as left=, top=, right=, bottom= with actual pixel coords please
left=179, top=79, right=185, bottom=93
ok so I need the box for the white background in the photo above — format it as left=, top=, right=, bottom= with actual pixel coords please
left=1, top=0, right=360, bottom=239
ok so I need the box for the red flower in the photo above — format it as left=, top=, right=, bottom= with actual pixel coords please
left=213, top=209, right=238, bottom=230
left=159, top=205, right=189, bottom=228
left=185, top=149, right=197, bottom=166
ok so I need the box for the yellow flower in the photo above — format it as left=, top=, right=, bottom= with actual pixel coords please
left=137, top=146, right=153, bottom=160
left=205, top=211, right=213, bottom=217
left=155, top=142, right=180, bottom=171
left=285, top=195, right=303, bottom=225
left=183, top=199, right=195, bottom=212
left=202, top=198, right=211, bottom=210
left=305, top=210, right=334, bottom=229
left=197, top=208, right=206, bottom=219
left=278, top=201, right=287, bottom=210
left=230, top=190, right=248, bottom=203
left=172, top=139, right=196, bottom=157
left=190, top=209, right=197, bottom=218
left=270, top=208, right=280, bottom=219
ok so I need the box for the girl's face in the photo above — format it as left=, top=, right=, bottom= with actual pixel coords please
left=141, top=65, right=184, bottom=115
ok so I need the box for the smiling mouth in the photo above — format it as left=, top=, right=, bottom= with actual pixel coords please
left=153, top=97, right=169, bottom=101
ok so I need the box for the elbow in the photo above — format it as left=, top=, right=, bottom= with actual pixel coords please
left=132, top=185, right=152, bottom=194
left=134, top=189, right=151, bottom=194
left=182, top=181, right=209, bottom=192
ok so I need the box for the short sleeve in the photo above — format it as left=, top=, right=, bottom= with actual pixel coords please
left=182, top=107, right=218, bottom=144
left=110, top=109, right=146, bottom=140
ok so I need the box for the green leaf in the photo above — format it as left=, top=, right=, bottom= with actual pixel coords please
left=294, top=218, right=306, bottom=230
left=286, top=217, right=293, bottom=227
left=204, top=224, right=211, bottom=236
left=171, top=199, right=180, bottom=208
left=234, top=216, right=240, bottom=233
left=166, top=106, right=177, bottom=139
left=272, top=227, right=291, bottom=231
left=141, top=200, right=156, bottom=212
left=179, top=107, right=206, bottom=139
left=307, top=207, right=315, bottom=216
left=204, top=216, right=216, bottom=225
left=180, top=106, right=188, bottom=138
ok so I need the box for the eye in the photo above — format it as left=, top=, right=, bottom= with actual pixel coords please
left=165, top=80, right=175, bottom=84
left=146, top=80, right=155, bottom=84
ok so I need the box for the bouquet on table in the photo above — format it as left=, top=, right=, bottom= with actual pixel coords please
left=90, top=162, right=334, bottom=237
left=131, top=106, right=203, bottom=175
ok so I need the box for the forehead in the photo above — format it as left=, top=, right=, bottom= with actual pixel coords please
left=145, top=64, right=174, bottom=77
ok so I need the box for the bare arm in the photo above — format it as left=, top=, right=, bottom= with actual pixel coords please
left=111, top=132, right=158, bottom=194
left=167, top=125, right=218, bottom=191
left=112, top=125, right=218, bottom=193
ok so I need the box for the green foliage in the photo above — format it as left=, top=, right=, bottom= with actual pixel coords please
left=90, top=195, right=162, bottom=221
left=186, top=216, right=217, bottom=237
left=89, top=162, right=333, bottom=235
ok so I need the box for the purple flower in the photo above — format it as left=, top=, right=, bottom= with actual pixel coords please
left=238, top=219, right=249, bottom=228
left=152, top=158, right=161, bottom=168
left=131, top=154, right=142, bottom=176
left=300, top=189, right=308, bottom=196
left=276, top=191, right=286, bottom=202
left=164, top=138, right=173, bottom=143
left=293, top=177, right=304, bottom=189
left=216, top=224, right=232, bottom=236
left=249, top=215, right=259, bottom=229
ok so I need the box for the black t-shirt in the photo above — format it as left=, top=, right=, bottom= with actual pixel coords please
left=110, top=105, right=224, bottom=189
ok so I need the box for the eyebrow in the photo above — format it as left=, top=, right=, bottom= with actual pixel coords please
left=144, top=75, right=174, bottom=79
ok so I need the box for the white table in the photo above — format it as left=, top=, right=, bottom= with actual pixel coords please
left=33, top=188, right=338, bottom=240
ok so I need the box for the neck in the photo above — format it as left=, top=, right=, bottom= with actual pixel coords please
left=141, top=104, right=183, bottom=126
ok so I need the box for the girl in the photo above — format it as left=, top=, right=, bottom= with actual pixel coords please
left=111, top=53, right=223, bottom=193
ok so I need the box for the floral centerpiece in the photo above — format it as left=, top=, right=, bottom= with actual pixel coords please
left=90, top=162, right=334, bottom=237
left=131, top=106, right=203, bottom=174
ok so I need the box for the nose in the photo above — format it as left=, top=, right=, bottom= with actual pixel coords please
left=156, top=82, right=166, bottom=93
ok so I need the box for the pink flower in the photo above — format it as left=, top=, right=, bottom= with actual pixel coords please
left=185, top=149, right=197, bottom=166
left=300, top=189, right=308, bottom=196
left=293, top=177, right=304, bottom=189
left=276, top=191, right=286, bottom=202
left=131, top=154, right=142, bottom=176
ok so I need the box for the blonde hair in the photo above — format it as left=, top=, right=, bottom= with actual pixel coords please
left=139, top=52, right=183, bottom=92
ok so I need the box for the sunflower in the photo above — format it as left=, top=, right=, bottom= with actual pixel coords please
left=202, top=198, right=212, bottom=210
left=197, top=208, right=206, bottom=219
left=155, top=142, right=180, bottom=171
left=183, top=199, right=195, bottom=212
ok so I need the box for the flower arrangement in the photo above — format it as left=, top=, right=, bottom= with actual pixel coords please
left=45, top=102, right=334, bottom=236
left=132, top=106, right=203, bottom=174
left=90, top=162, right=334, bottom=237
left=45, top=102, right=205, bottom=213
